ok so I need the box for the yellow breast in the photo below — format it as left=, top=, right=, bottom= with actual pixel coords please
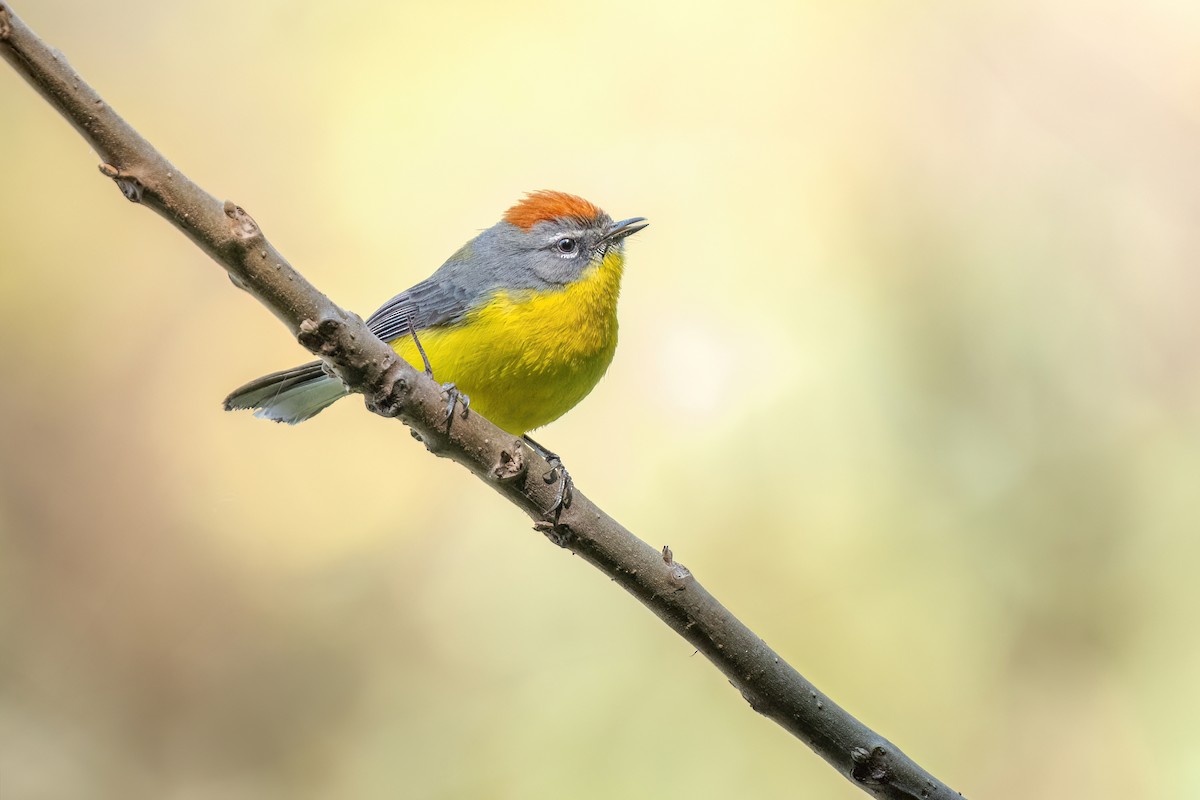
left=389, top=250, right=625, bottom=435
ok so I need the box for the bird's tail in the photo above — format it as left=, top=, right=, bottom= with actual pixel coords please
left=223, top=361, right=349, bottom=424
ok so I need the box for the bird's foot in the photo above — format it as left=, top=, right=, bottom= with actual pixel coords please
left=545, top=456, right=573, bottom=520
left=441, top=382, right=470, bottom=425
left=523, top=435, right=572, bottom=520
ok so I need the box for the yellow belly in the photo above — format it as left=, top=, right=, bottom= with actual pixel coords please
left=389, top=251, right=624, bottom=435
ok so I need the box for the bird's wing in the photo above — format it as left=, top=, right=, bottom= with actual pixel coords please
left=364, top=239, right=492, bottom=342
left=365, top=277, right=479, bottom=343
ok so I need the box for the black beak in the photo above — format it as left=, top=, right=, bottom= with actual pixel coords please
left=602, top=216, right=648, bottom=243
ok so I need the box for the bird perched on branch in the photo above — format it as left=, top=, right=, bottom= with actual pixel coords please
left=224, top=190, right=647, bottom=513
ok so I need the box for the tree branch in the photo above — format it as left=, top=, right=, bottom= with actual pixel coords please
left=1, top=5, right=964, bottom=798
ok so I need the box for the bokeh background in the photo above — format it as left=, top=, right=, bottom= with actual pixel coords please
left=3, top=1, right=1198, bottom=797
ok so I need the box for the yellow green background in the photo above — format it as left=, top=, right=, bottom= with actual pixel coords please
left=3, top=1, right=1198, bottom=798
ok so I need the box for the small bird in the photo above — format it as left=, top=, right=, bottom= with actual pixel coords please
left=225, top=191, right=646, bottom=508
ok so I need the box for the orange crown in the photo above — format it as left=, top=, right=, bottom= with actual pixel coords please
left=503, top=190, right=603, bottom=230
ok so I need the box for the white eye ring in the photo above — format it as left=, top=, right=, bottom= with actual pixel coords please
left=555, top=237, right=579, bottom=256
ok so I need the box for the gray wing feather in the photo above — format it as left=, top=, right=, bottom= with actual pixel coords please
left=364, top=223, right=556, bottom=343
left=366, top=277, right=477, bottom=342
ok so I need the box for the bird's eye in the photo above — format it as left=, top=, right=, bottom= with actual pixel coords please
left=556, top=237, right=578, bottom=255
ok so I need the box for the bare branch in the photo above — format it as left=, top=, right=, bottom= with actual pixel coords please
left=0, top=5, right=964, bottom=798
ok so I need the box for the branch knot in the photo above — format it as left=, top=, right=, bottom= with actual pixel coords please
left=365, top=361, right=409, bottom=419
left=296, top=317, right=344, bottom=355
left=98, top=163, right=144, bottom=203
left=850, top=745, right=892, bottom=786
left=223, top=200, right=260, bottom=239
left=533, top=520, right=573, bottom=548
left=492, top=442, right=527, bottom=484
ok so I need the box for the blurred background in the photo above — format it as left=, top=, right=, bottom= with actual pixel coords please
left=2, top=1, right=1198, bottom=797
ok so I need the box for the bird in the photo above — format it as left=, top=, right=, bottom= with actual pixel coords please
left=224, top=190, right=647, bottom=511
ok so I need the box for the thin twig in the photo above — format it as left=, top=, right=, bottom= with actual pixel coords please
left=0, top=5, right=964, bottom=798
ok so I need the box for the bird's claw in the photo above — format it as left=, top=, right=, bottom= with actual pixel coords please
left=523, top=436, right=573, bottom=520
left=441, top=382, right=470, bottom=425
left=542, top=455, right=573, bottom=519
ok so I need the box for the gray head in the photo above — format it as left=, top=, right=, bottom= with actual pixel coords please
left=493, top=190, right=647, bottom=285
left=437, top=191, right=647, bottom=293
left=364, top=191, right=646, bottom=345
